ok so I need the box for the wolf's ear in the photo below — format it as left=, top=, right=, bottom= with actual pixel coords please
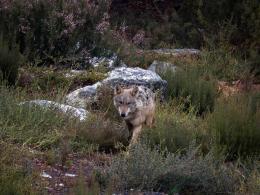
left=114, top=85, right=122, bottom=95
left=131, top=86, right=139, bottom=96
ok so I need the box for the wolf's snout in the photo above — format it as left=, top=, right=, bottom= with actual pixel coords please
left=120, top=113, right=126, bottom=117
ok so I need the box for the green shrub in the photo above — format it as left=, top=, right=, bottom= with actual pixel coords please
left=106, top=142, right=244, bottom=194
left=208, top=93, right=260, bottom=159
left=0, top=36, right=22, bottom=85
left=161, top=68, right=216, bottom=115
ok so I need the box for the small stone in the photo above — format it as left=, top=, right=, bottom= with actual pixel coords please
left=65, top=173, right=77, bottom=177
left=40, top=171, right=52, bottom=179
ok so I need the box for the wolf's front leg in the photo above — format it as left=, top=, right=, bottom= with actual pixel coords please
left=129, top=125, right=142, bottom=147
left=145, top=114, right=155, bottom=128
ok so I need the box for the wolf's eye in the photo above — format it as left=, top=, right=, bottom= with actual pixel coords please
left=119, top=101, right=123, bottom=104
left=127, top=102, right=131, bottom=105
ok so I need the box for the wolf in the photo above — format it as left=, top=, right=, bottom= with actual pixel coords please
left=113, top=85, right=155, bottom=146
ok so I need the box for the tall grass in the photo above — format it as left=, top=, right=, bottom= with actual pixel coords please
left=143, top=101, right=201, bottom=153
left=208, top=93, right=260, bottom=159
left=161, top=67, right=216, bottom=115
left=0, top=86, right=73, bottom=150
left=197, top=48, right=244, bottom=81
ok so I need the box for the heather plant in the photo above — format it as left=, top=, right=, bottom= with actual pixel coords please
left=110, top=0, right=260, bottom=52
left=106, top=142, right=246, bottom=194
left=0, top=0, right=111, bottom=65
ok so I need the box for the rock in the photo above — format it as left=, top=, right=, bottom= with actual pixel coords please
left=103, top=67, right=167, bottom=92
left=20, top=100, right=88, bottom=121
left=152, top=48, right=200, bottom=57
left=65, top=67, right=167, bottom=108
left=41, top=171, right=52, bottom=179
left=64, top=173, right=77, bottom=177
left=65, top=82, right=102, bottom=108
left=148, top=60, right=178, bottom=74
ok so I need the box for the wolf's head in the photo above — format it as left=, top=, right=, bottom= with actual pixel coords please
left=113, top=85, right=139, bottom=119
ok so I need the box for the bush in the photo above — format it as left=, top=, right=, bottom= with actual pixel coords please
left=161, top=67, right=216, bottom=115
left=106, top=142, right=245, bottom=194
left=0, top=36, right=22, bottom=85
left=208, top=93, right=260, bottom=159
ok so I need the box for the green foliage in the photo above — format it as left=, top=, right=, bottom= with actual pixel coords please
left=0, top=36, right=22, bottom=85
left=161, top=67, right=216, bottom=115
left=209, top=94, right=260, bottom=159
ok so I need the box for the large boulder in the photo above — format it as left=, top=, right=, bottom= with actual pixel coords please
left=103, top=67, right=167, bottom=91
left=65, top=82, right=102, bottom=108
left=65, top=67, right=167, bottom=108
